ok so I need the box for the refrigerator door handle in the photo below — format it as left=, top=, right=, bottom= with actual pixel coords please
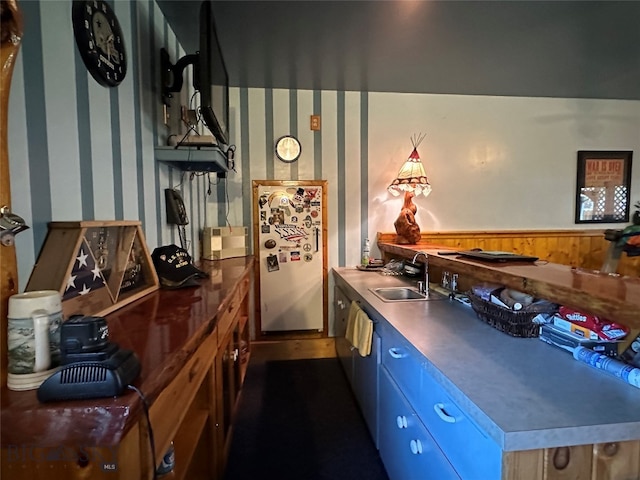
left=315, top=227, right=319, bottom=252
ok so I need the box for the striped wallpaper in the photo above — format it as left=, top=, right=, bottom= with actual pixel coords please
left=230, top=88, right=370, bottom=273
left=9, top=0, right=210, bottom=290
left=7, top=0, right=372, bottom=293
left=7, top=0, right=640, bottom=303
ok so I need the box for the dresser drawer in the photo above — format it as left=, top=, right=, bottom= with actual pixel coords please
left=150, top=328, right=217, bottom=460
left=217, top=274, right=249, bottom=337
left=419, top=368, right=502, bottom=479
left=379, top=320, right=422, bottom=408
left=379, top=367, right=460, bottom=480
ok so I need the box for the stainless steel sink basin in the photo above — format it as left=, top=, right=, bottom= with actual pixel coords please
left=369, top=287, right=445, bottom=302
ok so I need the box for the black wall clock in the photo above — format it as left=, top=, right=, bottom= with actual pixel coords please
left=72, top=0, right=127, bottom=87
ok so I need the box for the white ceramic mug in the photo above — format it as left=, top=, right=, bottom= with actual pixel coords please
left=7, top=290, right=62, bottom=390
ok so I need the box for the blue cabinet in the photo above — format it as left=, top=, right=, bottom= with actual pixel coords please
left=334, top=285, right=380, bottom=446
left=354, top=330, right=380, bottom=446
left=419, top=367, right=502, bottom=479
left=378, top=318, right=502, bottom=480
left=334, top=278, right=501, bottom=480
left=334, top=286, right=354, bottom=385
left=378, top=319, right=423, bottom=407
left=379, top=366, right=460, bottom=480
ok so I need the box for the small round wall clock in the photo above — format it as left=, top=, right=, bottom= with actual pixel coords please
left=72, top=0, right=127, bottom=87
left=275, top=135, right=302, bottom=163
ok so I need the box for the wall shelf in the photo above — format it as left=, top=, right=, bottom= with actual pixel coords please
left=155, top=145, right=229, bottom=172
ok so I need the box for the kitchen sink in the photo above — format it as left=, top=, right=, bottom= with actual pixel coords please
left=369, top=287, right=446, bottom=302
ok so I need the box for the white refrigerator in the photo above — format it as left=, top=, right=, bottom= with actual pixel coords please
left=253, top=180, right=327, bottom=334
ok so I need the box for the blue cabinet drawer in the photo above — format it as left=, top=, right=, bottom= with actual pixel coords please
left=419, top=368, right=502, bottom=480
left=379, top=367, right=460, bottom=480
left=379, top=320, right=422, bottom=408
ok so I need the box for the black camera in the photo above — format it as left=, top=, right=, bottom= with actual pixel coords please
left=60, top=315, right=119, bottom=364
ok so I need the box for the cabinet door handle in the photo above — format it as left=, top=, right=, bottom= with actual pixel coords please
left=388, top=347, right=407, bottom=359
left=433, top=403, right=457, bottom=423
left=396, top=415, right=408, bottom=429
left=410, top=439, right=423, bottom=455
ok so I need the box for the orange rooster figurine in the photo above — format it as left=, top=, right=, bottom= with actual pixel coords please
left=394, top=191, right=421, bottom=244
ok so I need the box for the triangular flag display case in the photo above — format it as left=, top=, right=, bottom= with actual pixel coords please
left=26, top=221, right=159, bottom=318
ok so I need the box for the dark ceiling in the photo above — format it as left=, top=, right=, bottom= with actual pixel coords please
left=158, top=0, right=640, bottom=100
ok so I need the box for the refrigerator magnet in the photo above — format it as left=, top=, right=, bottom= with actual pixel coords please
left=266, top=254, right=279, bottom=272
left=303, top=253, right=313, bottom=262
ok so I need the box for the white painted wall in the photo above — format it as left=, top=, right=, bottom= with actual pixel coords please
left=367, top=93, right=640, bottom=238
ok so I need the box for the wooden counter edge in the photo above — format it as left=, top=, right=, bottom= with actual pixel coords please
left=377, top=241, right=640, bottom=332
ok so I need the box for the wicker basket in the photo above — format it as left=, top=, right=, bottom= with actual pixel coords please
left=468, top=293, right=555, bottom=338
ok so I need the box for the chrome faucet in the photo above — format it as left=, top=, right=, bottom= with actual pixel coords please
left=411, top=251, right=429, bottom=294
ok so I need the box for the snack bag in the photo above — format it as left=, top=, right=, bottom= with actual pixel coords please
left=558, top=306, right=629, bottom=341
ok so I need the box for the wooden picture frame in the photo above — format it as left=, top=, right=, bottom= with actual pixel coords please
left=26, top=220, right=159, bottom=318
left=575, top=150, right=633, bottom=224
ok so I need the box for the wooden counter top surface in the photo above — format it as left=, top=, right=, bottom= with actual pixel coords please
left=0, top=256, right=254, bottom=448
left=378, top=241, right=640, bottom=329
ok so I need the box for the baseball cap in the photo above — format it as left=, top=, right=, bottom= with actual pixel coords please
left=151, top=245, right=208, bottom=289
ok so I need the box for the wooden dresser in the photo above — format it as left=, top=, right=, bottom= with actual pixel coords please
left=1, top=256, right=253, bottom=480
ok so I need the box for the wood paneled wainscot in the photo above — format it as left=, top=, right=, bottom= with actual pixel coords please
left=1, top=257, right=253, bottom=480
left=377, top=230, right=640, bottom=277
left=502, top=442, right=640, bottom=480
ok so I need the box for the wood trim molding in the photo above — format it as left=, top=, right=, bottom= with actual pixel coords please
left=376, top=230, right=639, bottom=277
left=1, top=0, right=23, bottom=389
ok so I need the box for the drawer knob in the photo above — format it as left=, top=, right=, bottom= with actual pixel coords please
left=433, top=403, right=457, bottom=423
left=396, top=415, right=408, bottom=429
left=410, top=439, right=423, bottom=455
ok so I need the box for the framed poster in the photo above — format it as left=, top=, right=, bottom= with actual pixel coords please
left=575, top=151, right=633, bottom=224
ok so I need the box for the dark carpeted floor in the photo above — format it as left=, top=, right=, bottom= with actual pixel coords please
left=223, top=357, right=389, bottom=480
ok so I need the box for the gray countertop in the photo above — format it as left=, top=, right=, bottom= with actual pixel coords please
left=332, top=267, right=640, bottom=452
